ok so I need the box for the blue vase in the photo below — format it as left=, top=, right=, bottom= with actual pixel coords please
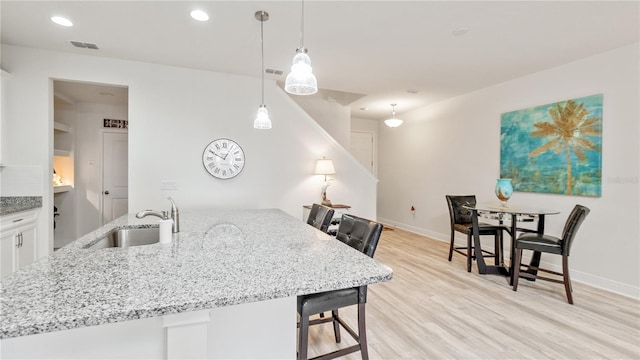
left=495, top=178, right=513, bottom=204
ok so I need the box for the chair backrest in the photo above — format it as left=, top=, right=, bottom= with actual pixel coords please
left=306, top=203, right=335, bottom=233
left=335, top=214, right=383, bottom=258
left=445, top=195, right=477, bottom=226
left=561, top=204, right=590, bottom=255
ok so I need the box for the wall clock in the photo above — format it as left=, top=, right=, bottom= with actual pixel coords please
left=202, top=138, right=245, bottom=179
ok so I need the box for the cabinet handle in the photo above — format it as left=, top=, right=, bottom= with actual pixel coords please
left=12, top=218, right=24, bottom=223
left=20, top=233, right=23, bottom=247
left=16, top=233, right=22, bottom=247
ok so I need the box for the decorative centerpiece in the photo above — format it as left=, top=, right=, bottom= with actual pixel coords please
left=495, top=178, right=513, bottom=205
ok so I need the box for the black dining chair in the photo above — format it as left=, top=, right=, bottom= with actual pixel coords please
left=512, top=204, right=590, bottom=304
left=306, top=203, right=335, bottom=233
left=446, top=195, right=505, bottom=272
left=297, top=214, right=383, bottom=360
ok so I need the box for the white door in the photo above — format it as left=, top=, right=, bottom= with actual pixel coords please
left=350, top=131, right=374, bottom=174
left=102, top=131, right=128, bottom=225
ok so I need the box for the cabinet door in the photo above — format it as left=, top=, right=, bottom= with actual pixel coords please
left=0, top=230, right=17, bottom=278
left=17, top=225, right=37, bottom=270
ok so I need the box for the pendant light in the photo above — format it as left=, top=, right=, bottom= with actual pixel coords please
left=254, top=11, right=272, bottom=129
left=384, top=103, right=403, bottom=128
left=284, top=0, right=318, bottom=95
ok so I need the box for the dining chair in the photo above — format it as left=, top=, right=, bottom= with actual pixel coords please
left=306, top=203, right=335, bottom=233
left=297, top=214, right=383, bottom=360
left=445, top=195, right=505, bottom=272
left=512, top=204, right=590, bottom=304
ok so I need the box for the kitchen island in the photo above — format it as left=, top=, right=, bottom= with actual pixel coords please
left=0, top=209, right=393, bottom=359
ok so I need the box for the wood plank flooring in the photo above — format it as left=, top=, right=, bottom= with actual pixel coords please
left=305, top=227, right=640, bottom=359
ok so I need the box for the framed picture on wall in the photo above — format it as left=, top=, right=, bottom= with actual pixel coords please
left=103, top=118, right=128, bottom=129
left=500, top=94, right=603, bottom=197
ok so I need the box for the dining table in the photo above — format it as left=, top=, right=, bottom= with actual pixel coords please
left=464, top=203, right=560, bottom=285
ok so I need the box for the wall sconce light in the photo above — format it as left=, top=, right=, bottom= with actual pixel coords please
left=314, top=157, right=335, bottom=206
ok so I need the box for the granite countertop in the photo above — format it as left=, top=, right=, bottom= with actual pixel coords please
left=0, top=209, right=393, bottom=339
left=0, top=196, right=43, bottom=216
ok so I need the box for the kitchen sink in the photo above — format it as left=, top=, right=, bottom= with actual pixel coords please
left=85, top=227, right=160, bottom=249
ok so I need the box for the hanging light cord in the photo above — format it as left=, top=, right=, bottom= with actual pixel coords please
left=260, top=12, right=265, bottom=105
left=300, top=0, right=305, bottom=48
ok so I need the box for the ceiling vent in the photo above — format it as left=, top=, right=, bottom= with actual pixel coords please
left=265, top=68, right=283, bottom=76
left=70, top=41, right=99, bottom=50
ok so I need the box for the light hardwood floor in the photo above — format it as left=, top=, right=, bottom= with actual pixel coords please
left=306, top=227, right=640, bottom=359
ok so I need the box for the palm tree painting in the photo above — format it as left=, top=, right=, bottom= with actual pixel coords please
left=500, top=94, right=602, bottom=196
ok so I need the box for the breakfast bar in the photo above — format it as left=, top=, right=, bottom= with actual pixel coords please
left=0, top=209, right=393, bottom=359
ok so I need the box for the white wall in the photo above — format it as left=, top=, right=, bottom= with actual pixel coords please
left=1, top=45, right=377, bottom=258
left=378, top=44, right=640, bottom=298
left=290, top=94, right=352, bottom=148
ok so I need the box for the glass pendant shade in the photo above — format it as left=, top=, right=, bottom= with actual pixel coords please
left=254, top=105, right=272, bottom=129
left=384, top=118, right=404, bottom=128
left=285, top=48, right=318, bottom=95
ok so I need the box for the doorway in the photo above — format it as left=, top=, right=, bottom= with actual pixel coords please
left=102, top=131, right=128, bottom=224
left=52, top=80, right=129, bottom=249
left=350, top=131, right=375, bottom=174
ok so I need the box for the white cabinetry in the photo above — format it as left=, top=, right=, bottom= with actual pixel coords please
left=0, top=210, right=38, bottom=278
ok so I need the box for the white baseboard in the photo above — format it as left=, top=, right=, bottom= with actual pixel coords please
left=377, top=218, right=640, bottom=300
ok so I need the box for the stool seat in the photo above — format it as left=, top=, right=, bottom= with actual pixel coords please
left=512, top=205, right=590, bottom=304
left=446, top=195, right=505, bottom=272
left=297, top=214, right=383, bottom=360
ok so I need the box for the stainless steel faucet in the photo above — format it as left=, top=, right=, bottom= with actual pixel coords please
left=135, top=197, right=180, bottom=233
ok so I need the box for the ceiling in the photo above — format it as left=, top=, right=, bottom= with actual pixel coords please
left=2, top=1, right=638, bottom=121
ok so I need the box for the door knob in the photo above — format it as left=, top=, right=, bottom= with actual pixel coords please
left=104, top=190, right=110, bottom=195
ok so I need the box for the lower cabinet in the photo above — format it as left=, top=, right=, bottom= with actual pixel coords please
left=0, top=210, right=38, bottom=278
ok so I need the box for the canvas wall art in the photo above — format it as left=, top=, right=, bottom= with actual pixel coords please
left=500, top=94, right=602, bottom=197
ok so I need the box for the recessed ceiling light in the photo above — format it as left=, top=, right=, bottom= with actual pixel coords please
left=407, top=89, right=419, bottom=94
left=51, top=16, right=73, bottom=27
left=190, top=10, right=209, bottom=21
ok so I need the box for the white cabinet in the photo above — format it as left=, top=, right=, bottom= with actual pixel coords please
left=0, top=209, right=38, bottom=278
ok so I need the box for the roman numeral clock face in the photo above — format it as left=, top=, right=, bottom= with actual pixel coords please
left=202, top=138, right=246, bottom=179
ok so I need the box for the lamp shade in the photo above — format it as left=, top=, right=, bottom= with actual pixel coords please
left=314, top=158, right=335, bottom=175
left=285, top=49, right=318, bottom=95
left=254, top=105, right=272, bottom=129
left=384, top=118, right=404, bottom=128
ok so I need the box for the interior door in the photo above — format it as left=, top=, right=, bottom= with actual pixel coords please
left=102, top=131, right=128, bottom=225
left=349, top=131, right=374, bottom=174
